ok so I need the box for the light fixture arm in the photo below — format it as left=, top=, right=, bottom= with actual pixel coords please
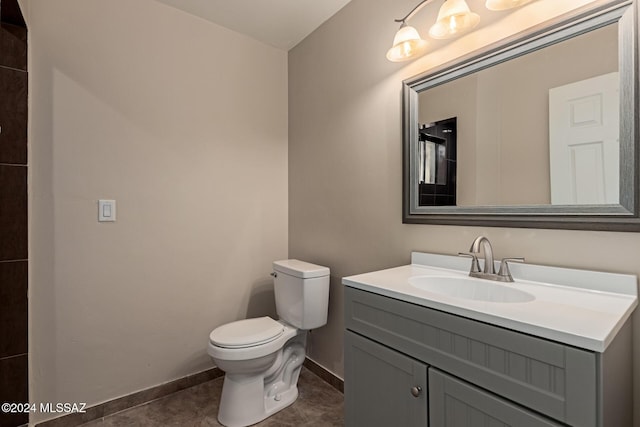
left=394, top=0, right=439, bottom=24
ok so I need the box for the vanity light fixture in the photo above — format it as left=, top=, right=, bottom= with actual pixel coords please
left=387, top=0, right=479, bottom=62
left=387, top=0, right=533, bottom=62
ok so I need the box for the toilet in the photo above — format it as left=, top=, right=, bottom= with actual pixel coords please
left=207, top=259, right=330, bottom=427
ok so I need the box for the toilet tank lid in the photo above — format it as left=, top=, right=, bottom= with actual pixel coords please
left=273, top=259, right=330, bottom=279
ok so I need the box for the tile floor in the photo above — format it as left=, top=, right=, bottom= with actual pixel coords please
left=79, top=367, right=344, bottom=426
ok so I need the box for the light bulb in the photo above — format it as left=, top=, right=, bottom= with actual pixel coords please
left=429, top=0, right=480, bottom=40
left=386, top=24, right=429, bottom=62
left=449, top=15, right=458, bottom=32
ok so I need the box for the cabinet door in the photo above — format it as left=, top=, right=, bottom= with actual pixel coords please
left=345, top=331, right=427, bottom=427
left=429, top=369, right=562, bottom=427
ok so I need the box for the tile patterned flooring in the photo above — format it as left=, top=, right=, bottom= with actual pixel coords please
left=79, top=367, right=344, bottom=426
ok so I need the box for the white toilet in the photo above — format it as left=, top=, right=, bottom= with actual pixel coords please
left=207, top=259, right=330, bottom=427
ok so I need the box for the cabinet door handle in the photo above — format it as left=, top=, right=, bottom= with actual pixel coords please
left=410, top=386, right=422, bottom=397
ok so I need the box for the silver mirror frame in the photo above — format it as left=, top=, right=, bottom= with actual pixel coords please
left=402, top=0, right=639, bottom=231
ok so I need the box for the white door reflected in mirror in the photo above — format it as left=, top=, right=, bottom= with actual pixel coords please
left=549, top=72, right=620, bottom=205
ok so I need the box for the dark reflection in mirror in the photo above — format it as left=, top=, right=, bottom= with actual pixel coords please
left=418, top=117, right=457, bottom=206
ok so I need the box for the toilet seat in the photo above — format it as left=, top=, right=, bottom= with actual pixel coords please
left=210, top=317, right=284, bottom=349
left=208, top=320, right=298, bottom=362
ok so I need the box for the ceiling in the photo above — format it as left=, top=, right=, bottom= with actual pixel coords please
left=155, top=0, right=353, bottom=51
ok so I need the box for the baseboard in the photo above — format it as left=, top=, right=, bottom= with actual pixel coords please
left=35, top=367, right=223, bottom=427
left=303, top=357, right=344, bottom=393
left=35, top=357, right=342, bottom=426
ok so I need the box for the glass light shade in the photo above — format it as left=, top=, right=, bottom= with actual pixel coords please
left=386, top=24, right=429, bottom=62
left=485, top=0, right=533, bottom=11
left=428, top=0, right=480, bottom=40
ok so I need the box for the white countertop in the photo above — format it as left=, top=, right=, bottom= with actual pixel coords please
left=342, top=252, right=638, bottom=352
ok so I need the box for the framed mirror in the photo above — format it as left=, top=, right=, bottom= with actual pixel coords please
left=402, top=0, right=639, bottom=231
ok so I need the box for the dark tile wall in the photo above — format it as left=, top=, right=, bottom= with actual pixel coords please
left=0, top=261, right=28, bottom=358
left=0, top=63, right=28, bottom=164
left=0, top=355, right=28, bottom=426
left=0, top=23, right=27, bottom=70
left=0, top=166, right=28, bottom=260
left=0, top=0, right=26, bottom=27
left=0, top=2, right=28, bottom=426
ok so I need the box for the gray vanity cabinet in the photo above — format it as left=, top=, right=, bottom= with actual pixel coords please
left=344, top=286, right=633, bottom=427
left=429, top=369, right=561, bottom=427
left=345, top=332, right=561, bottom=427
left=345, top=331, right=428, bottom=426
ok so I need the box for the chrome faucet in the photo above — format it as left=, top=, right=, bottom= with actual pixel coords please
left=470, top=236, right=494, bottom=275
left=459, top=236, right=524, bottom=283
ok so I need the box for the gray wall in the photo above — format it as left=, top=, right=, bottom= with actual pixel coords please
left=288, top=1, right=640, bottom=426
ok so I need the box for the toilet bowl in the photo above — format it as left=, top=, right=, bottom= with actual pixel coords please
left=207, top=260, right=330, bottom=427
left=208, top=318, right=304, bottom=427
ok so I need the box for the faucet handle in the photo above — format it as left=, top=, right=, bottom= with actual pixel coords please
left=497, top=257, right=525, bottom=281
left=458, top=252, right=481, bottom=273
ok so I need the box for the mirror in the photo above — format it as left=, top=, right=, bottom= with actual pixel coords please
left=402, top=1, right=639, bottom=231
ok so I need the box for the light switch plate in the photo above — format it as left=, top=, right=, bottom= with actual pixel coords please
left=98, top=200, right=116, bottom=222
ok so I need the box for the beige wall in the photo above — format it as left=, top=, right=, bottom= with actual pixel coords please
left=289, top=0, right=640, bottom=425
left=28, top=0, right=287, bottom=422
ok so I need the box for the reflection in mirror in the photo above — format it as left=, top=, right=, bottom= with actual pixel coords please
left=418, top=117, right=457, bottom=206
left=417, top=23, right=618, bottom=207
left=403, top=1, right=639, bottom=231
left=549, top=71, right=619, bottom=205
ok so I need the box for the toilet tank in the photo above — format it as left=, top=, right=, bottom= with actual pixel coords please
left=272, top=259, right=330, bottom=330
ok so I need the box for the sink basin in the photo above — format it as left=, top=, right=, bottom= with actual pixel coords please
left=408, top=276, right=535, bottom=303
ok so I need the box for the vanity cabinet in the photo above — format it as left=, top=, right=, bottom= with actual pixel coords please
left=428, top=369, right=561, bottom=427
left=344, top=286, right=632, bottom=427
left=345, top=331, right=427, bottom=426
